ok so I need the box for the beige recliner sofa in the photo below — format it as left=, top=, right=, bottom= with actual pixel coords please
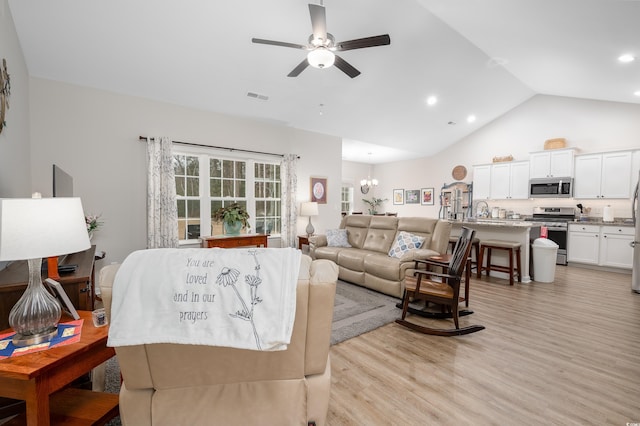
left=99, top=254, right=338, bottom=426
left=309, top=215, right=451, bottom=298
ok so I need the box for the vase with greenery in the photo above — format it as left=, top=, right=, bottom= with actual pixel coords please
left=362, top=197, right=388, bottom=215
left=213, top=203, right=250, bottom=235
left=85, top=213, right=103, bottom=240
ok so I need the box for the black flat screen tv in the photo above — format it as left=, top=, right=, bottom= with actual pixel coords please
left=52, top=164, right=73, bottom=197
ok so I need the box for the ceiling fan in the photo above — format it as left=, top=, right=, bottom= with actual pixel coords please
left=251, top=3, right=390, bottom=78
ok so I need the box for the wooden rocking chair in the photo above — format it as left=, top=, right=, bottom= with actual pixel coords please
left=396, top=227, right=485, bottom=336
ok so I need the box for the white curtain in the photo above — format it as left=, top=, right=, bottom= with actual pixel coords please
left=280, top=154, right=298, bottom=248
left=146, top=136, right=179, bottom=248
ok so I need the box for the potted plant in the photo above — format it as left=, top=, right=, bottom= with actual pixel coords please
left=213, top=203, right=250, bottom=235
left=362, top=197, right=388, bottom=215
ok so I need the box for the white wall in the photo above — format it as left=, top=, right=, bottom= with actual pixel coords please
left=0, top=0, right=30, bottom=198
left=341, top=160, right=392, bottom=214
left=28, top=78, right=343, bottom=264
left=372, top=95, right=640, bottom=220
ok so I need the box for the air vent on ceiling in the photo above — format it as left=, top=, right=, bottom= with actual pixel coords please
left=247, top=92, right=269, bottom=101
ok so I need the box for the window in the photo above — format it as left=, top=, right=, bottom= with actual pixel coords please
left=174, top=151, right=281, bottom=243
left=341, top=185, right=353, bottom=214
left=209, top=158, right=247, bottom=236
left=254, top=162, right=281, bottom=235
left=174, top=154, right=201, bottom=241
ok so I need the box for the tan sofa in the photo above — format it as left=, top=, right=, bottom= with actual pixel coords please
left=99, top=254, right=338, bottom=426
left=309, top=215, right=451, bottom=298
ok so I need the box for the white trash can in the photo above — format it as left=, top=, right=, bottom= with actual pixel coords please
left=532, top=238, right=559, bottom=283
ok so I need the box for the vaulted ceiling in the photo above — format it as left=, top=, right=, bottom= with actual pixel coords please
left=8, top=0, right=640, bottom=163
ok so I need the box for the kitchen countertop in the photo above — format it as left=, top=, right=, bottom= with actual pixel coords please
left=448, top=218, right=544, bottom=228
left=450, top=217, right=635, bottom=228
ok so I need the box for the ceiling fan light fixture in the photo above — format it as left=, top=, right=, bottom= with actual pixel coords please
left=307, top=48, right=335, bottom=69
left=618, top=54, right=635, bottom=63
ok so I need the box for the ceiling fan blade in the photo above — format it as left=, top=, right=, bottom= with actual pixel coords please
left=334, top=55, right=361, bottom=78
left=309, top=4, right=327, bottom=42
left=335, top=34, right=391, bottom=51
left=287, top=59, right=310, bottom=77
left=251, top=38, right=307, bottom=50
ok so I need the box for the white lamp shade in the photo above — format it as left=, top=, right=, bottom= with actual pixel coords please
left=300, top=202, right=319, bottom=217
left=0, top=197, right=91, bottom=261
left=307, top=48, right=335, bottom=69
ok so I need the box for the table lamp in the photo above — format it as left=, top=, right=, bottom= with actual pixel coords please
left=300, top=201, right=319, bottom=237
left=0, top=197, right=90, bottom=346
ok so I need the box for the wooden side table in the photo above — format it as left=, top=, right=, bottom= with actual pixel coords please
left=200, top=234, right=268, bottom=249
left=0, top=311, right=118, bottom=426
left=297, top=235, right=310, bottom=250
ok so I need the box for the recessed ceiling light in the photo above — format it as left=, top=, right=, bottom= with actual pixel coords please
left=426, top=96, right=438, bottom=106
left=618, top=54, right=635, bottom=63
left=634, top=90, right=640, bottom=97
left=467, top=115, right=476, bottom=123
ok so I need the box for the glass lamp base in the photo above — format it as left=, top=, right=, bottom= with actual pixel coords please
left=8, top=258, right=62, bottom=347
left=306, top=218, right=315, bottom=237
left=12, top=326, right=58, bottom=347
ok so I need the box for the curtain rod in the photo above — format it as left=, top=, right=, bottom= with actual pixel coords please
left=138, top=136, right=299, bottom=159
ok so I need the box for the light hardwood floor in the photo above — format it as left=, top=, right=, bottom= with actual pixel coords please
left=327, top=265, right=640, bottom=425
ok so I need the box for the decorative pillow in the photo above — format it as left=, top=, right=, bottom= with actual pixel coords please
left=326, top=229, right=352, bottom=247
left=388, top=231, right=425, bottom=258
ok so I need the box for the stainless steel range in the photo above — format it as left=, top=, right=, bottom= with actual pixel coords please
left=526, top=207, right=576, bottom=265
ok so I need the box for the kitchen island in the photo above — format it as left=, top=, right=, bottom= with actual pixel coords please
left=449, top=219, right=543, bottom=283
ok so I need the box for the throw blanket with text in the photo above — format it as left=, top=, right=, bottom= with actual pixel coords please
left=108, top=247, right=301, bottom=351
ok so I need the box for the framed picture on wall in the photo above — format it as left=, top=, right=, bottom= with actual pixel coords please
left=405, top=189, right=420, bottom=204
left=421, top=188, right=435, bottom=205
left=393, top=189, right=404, bottom=205
left=310, top=177, right=327, bottom=204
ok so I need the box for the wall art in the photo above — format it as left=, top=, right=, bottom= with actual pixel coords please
left=421, top=188, right=434, bottom=205
left=310, top=177, right=327, bottom=204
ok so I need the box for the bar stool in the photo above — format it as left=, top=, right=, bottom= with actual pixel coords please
left=449, top=236, right=480, bottom=273
left=478, top=240, right=522, bottom=286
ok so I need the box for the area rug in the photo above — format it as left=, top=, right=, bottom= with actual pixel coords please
left=331, top=280, right=400, bottom=345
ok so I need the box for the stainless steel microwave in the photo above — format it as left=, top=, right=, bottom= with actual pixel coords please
left=529, top=177, right=573, bottom=198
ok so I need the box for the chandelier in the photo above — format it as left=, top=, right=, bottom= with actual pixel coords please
left=360, top=177, right=378, bottom=194
left=360, top=152, right=378, bottom=194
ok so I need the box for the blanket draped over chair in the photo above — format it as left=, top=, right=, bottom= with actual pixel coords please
left=108, top=247, right=301, bottom=351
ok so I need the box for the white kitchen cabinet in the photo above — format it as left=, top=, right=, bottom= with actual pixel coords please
left=573, top=154, right=601, bottom=198
left=529, top=148, right=575, bottom=179
left=472, top=164, right=491, bottom=200
left=476, top=161, right=529, bottom=200
left=509, top=161, right=530, bottom=199
left=567, top=224, right=600, bottom=265
left=599, top=226, right=634, bottom=269
left=568, top=223, right=634, bottom=269
left=574, top=151, right=632, bottom=199
left=489, top=163, right=510, bottom=199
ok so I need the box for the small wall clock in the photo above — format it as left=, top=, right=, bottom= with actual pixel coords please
left=452, top=165, right=467, bottom=181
